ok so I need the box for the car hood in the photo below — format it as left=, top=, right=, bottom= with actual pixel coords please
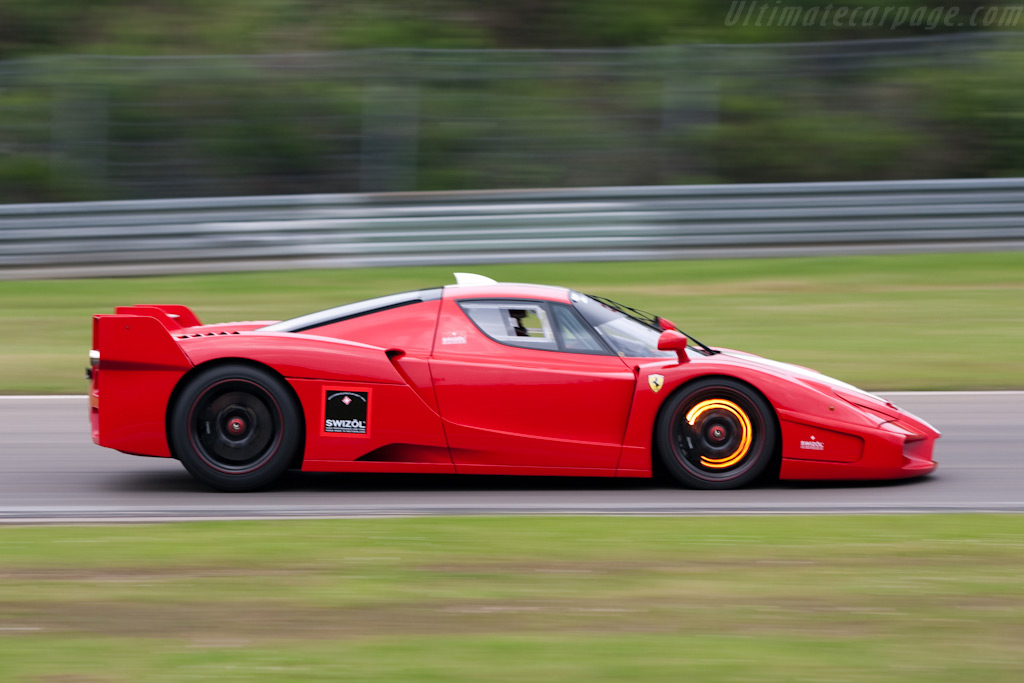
left=711, top=348, right=909, bottom=422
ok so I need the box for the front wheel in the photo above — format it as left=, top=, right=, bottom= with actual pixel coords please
left=169, top=364, right=303, bottom=492
left=655, top=378, right=777, bottom=490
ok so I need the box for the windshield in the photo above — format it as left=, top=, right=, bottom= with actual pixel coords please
left=572, top=292, right=718, bottom=358
left=572, top=292, right=676, bottom=358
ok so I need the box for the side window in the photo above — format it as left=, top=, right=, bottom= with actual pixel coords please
left=460, top=301, right=558, bottom=351
left=551, top=304, right=609, bottom=354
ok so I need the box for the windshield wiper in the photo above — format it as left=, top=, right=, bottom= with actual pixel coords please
left=587, top=294, right=720, bottom=356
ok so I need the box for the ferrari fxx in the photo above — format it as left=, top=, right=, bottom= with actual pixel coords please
left=88, top=273, right=939, bottom=491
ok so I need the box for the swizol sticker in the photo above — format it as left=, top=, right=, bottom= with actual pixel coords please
left=323, top=390, right=369, bottom=435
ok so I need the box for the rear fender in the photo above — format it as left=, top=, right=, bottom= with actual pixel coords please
left=178, top=333, right=406, bottom=385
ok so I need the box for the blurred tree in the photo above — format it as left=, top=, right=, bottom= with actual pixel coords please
left=0, top=2, right=1022, bottom=200
left=1, top=0, right=1021, bottom=58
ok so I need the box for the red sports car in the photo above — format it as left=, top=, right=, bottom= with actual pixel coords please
left=88, top=273, right=939, bottom=491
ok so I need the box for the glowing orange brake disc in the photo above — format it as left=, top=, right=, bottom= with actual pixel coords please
left=685, top=399, right=753, bottom=469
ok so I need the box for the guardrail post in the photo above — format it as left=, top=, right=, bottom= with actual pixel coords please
left=50, top=86, right=107, bottom=192
left=660, top=45, right=718, bottom=183
left=359, top=55, right=420, bottom=193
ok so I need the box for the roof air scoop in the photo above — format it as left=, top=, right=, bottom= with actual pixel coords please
left=453, top=272, right=497, bottom=286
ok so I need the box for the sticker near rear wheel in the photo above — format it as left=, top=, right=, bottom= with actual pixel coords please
left=321, top=388, right=371, bottom=437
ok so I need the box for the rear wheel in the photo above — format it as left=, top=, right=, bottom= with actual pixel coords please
left=169, top=364, right=302, bottom=492
left=655, top=378, right=776, bottom=490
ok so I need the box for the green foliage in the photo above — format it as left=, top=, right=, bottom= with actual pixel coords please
left=0, top=2, right=1023, bottom=197
left=917, top=47, right=1024, bottom=178
left=708, top=95, right=929, bottom=182
left=2, top=1, right=1019, bottom=59
left=0, top=156, right=102, bottom=203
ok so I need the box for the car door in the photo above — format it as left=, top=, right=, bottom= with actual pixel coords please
left=428, top=295, right=637, bottom=475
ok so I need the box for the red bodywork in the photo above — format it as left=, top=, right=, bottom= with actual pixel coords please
left=90, top=283, right=939, bottom=481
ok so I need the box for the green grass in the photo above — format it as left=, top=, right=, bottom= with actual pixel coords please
left=1, top=515, right=1023, bottom=681
left=1, top=251, right=1023, bottom=393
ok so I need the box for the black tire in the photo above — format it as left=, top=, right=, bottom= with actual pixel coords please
left=655, top=377, right=777, bottom=490
left=168, top=364, right=302, bottom=492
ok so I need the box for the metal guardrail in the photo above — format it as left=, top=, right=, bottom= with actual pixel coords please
left=2, top=177, right=1024, bottom=279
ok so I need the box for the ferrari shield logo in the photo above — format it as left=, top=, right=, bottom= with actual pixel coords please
left=648, top=374, right=665, bottom=393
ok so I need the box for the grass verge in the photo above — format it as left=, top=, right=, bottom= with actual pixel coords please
left=1, top=515, right=1023, bottom=681
left=1, top=251, right=1022, bottom=393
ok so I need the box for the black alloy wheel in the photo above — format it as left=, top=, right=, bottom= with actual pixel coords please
left=169, top=364, right=302, bottom=492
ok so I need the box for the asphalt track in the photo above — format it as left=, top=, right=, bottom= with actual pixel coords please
left=1, top=393, right=1021, bottom=522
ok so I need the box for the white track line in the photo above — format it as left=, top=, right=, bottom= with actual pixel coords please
left=0, top=395, right=87, bottom=399
left=5, top=391, right=1024, bottom=400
